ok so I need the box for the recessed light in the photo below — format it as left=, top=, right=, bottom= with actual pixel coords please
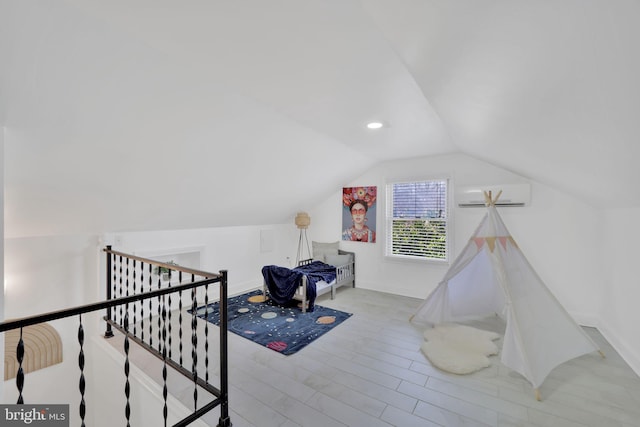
left=366, top=122, right=384, bottom=129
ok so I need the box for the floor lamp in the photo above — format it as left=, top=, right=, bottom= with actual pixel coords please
left=295, top=212, right=311, bottom=265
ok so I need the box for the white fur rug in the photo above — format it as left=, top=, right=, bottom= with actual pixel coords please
left=420, top=323, right=501, bottom=374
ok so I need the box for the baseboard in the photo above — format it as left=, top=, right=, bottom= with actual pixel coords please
left=229, top=279, right=262, bottom=297
left=595, top=320, right=640, bottom=377
left=562, top=311, right=640, bottom=377
left=356, top=280, right=428, bottom=300
left=568, top=310, right=599, bottom=328
left=194, top=279, right=261, bottom=304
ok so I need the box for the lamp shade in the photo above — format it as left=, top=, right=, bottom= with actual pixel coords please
left=294, top=212, right=311, bottom=229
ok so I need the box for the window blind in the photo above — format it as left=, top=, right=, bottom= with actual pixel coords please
left=386, top=180, right=448, bottom=261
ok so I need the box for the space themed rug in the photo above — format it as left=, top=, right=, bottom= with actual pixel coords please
left=193, top=289, right=352, bottom=355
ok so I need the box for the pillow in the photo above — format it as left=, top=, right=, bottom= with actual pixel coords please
left=325, top=254, right=352, bottom=267
left=312, top=241, right=339, bottom=262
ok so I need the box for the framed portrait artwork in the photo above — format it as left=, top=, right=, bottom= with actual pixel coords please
left=342, top=186, right=377, bottom=243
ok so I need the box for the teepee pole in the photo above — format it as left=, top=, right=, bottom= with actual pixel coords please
left=534, top=388, right=541, bottom=401
left=484, top=191, right=492, bottom=206
left=494, top=190, right=503, bottom=204
left=483, top=190, right=504, bottom=206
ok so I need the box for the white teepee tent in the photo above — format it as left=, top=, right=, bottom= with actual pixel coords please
left=412, top=191, right=602, bottom=400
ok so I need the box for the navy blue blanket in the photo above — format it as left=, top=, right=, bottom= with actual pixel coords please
left=262, top=261, right=336, bottom=312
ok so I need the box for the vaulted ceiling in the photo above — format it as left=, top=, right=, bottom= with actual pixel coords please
left=2, top=1, right=639, bottom=238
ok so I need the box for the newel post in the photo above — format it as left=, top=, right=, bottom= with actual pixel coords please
left=104, top=245, right=114, bottom=338
left=217, top=269, right=231, bottom=427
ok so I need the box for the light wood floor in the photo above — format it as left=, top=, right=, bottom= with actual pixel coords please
left=119, top=287, right=640, bottom=427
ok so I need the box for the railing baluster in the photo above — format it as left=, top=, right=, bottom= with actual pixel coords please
left=179, top=288, right=184, bottom=367
left=124, top=312, right=131, bottom=427
left=149, top=264, right=154, bottom=349
left=191, top=287, right=198, bottom=409
left=168, top=271, right=173, bottom=361
left=112, top=254, right=117, bottom=325
left=16, top=327, right=25, bottom=404
left=126, top=258, right=131, bottom=336
left=157, top=275, right=162, bottom=353
left=78, top=315, right=86, bottom=427
left=161, top=295, right=169, bottom=427
left=204, top=281, right=210, bottom=384
left=140, top=261, right=145, bottom=342
left=118, top=255, right=124, bottom=326
left=132, top=259, right=137, bottom=337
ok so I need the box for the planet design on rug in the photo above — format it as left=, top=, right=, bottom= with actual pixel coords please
left=196, top=306, right=216, bottom=316
left=267, top=341, right=287, bottom=352
left=248, top=295, right=268, bottom=303
left=286, top=318, right=295, bottom=322
left=261, top=312, right=277, bottom=319
left=238, top=308, right=249, bottom=313
left=316, top=316, right=336, bottom=325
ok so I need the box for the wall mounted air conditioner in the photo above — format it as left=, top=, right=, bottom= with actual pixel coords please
left=456, top=183, right=531, bottom=207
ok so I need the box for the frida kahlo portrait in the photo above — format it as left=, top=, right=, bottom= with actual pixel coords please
left=342, top=186, right=376, bottom=243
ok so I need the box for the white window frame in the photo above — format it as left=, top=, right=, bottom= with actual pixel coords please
left=385, top=178, right=449, bottom=263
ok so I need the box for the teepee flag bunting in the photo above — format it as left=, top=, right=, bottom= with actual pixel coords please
left=411, top=191, right=601, bottom=400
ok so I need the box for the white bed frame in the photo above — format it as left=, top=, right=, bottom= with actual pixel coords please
left=263, top=250, right=355, bottom=313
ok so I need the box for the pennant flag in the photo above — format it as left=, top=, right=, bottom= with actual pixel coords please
left=473, top=237, right=485, bottom=250
left=486, top=237, right=497, bottom=252
left=498, top=236, right=509, bottom=250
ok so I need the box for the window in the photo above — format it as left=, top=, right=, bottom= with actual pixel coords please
left=386, top=179, right=448, bottom=261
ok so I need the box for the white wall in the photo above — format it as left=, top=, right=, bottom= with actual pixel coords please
left=104, top=223, right=299, bottom=297
left=310, top=153, right=603, bottom=325
left=600, top=207, right=640, bottom=374
left=4, top=234, right=99, bottom=319
left=2, top=234, right=100, bottom=406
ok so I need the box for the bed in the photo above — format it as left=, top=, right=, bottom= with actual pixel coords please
left=262, top=246, right=355, bottom=313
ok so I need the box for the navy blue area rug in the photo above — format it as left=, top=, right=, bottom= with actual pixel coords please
left=193, top=289, right=352, bottom=355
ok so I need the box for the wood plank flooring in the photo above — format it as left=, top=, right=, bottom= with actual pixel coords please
left=117, top=287, right=640, bottom=427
